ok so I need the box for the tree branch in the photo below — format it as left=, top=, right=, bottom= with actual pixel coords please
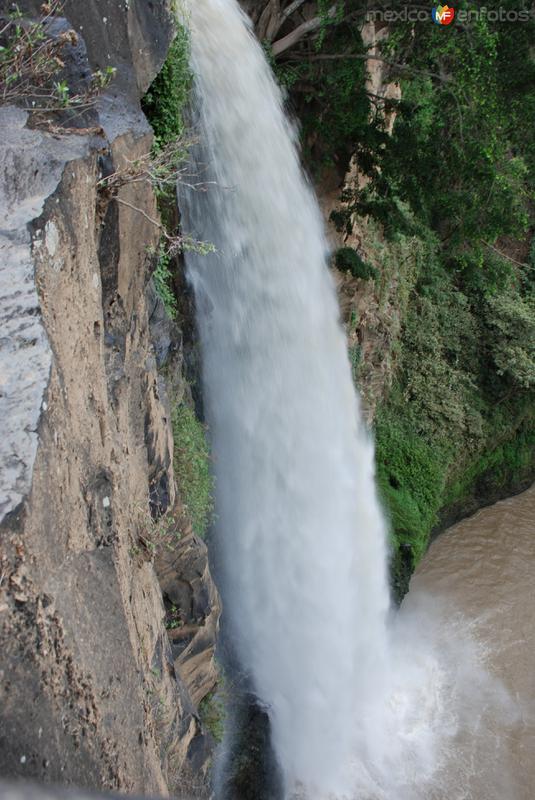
left=483, top=241, right=533, bottom=271
left=282, top=0, right=308, bottom=22
left=272, top=3, right=337, bottom=57
left=257, top=0, right=281, bottom=42
left=114, top=197, right=163, bottom=230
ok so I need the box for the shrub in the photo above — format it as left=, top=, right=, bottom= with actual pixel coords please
left=0, top=3, right=115, bottom=115
left=172, top=404, right=214, bottom=538
left=133, top=507, right=184, bottom=562
left=334, top=247, right=378, bottom=281
left=484, top=288, right=535, bottom=389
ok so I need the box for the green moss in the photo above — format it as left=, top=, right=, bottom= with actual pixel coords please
left=375, top=407, right=446, bottom=556
left=443, top=410, right=535, bottom=511
left=172, top=404, right=214, bottom=538
left=375, top=398, right=535, bottom=602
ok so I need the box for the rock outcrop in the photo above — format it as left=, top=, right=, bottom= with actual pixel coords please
left=0, top=2, right=219, bottom=795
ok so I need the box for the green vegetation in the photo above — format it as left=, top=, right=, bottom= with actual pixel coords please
left=360, top=10, right=531, bottom=265
left=172, top=403, right=214, bottom=538
left=335, top=247, right=377, bottom=280
left=273, top=21, right=370, bottom=170
left=141, top=23, right=193, bottom=312
left=266, top=1, right=535, bottom=596
left=199, top=687, right=226, bottom=743
left=141, top=25, right=192, bottom=147
left=373, top=249, right=535, bottom=599
left=139, top=22, right=215, bottom=545
left=0, top=3, right=115, bottom=114
left=153, top=245, right=179, bottom=319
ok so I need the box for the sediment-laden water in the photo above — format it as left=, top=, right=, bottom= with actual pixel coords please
left=403, top=485, right=535, bottom=800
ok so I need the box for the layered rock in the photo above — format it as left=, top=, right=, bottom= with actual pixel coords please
left=0, top=2, right=219, bottom=795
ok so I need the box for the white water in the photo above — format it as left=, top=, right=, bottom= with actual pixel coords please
left=180, top=1, right=519, bottom=798
left=181, top=0, right=389, bottom=793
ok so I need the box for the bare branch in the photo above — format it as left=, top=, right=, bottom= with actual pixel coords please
left=257, top=0, right=281, bottom=41
left=483, top=241, right=534, bottom=271
left=282, top=0, right=309, bottom=22
left=114, top=197, right=163, bottom=230
left=272, top=3, right=337, bottom=57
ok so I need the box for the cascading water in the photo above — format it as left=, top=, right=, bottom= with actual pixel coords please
left=180, top=1, right=519, bottom=798
left=181, top=0, right=389, bottom=794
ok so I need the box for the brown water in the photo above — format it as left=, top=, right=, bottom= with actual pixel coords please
left=402, top=484, right=535, bottom=800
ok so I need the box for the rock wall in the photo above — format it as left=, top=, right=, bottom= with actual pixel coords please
left=0, top=3, right=219, bottom=796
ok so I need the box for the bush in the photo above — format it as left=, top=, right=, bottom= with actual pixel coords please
left=334, top=247, right=378, bottom=281
left=172, top=404, right=214, bottom=538
left=0, top=3, right=115, bottom=116
left=484, top=288, right=535, bottom=389
left=134, top=508, right=183, bottom=561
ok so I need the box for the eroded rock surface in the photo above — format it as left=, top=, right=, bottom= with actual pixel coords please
left=0, top=3, right=219, bottom=795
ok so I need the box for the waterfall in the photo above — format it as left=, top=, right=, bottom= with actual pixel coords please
left=179, top=1, right=518, bottom=798
left=180, top=0, right=389, bottom=795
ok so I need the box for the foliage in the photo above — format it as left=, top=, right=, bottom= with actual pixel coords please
left=335, top=247, right=377, bottom=280
left=273, top=18, right=371, bottom=168
left=134, top=507, right=183, bottom=561
left=172, top=403, right=214, bottom=538
left=276, top=3, right=534, bottom=287
left=358, top=4, right=532, bottom=277
left=0, top=3, right=115, bottom=114
left=484, top=287, right=535, bottom=389
left=375, top=404, right=446, bottom=561
left=199, top=686, right=226, bottom=743
left=348, top=342, right=361, bottom=386
left=400, top=291, right=483, bottom=452
left=267, top=1, right=535, bottom=598
left=153, top=245, right=178, bottom=319
left=139, top=24, right=214, bottom=312
left=141, top=25, right=191, bottom=147
left=442, top=408, right=535, bottom=512
left=372, top=231, right=535, bottom=598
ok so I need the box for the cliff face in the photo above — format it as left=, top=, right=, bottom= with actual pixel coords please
left=0, top=2, right=218, bottom=795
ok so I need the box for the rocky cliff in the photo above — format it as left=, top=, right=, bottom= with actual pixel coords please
left=0, top=2, right=219, bottom=795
